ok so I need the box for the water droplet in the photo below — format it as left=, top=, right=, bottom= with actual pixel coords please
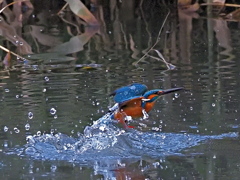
left=51, top=165, right=57, bottom=172
left=36, top=131, right=41, bottom=136
left=28, top=112, right=33, bottom=119
left=152, top=162, right=160, bottom=167
left=99, top=125, right=106, bottom=131
left=14, top=127, right=20, bottom=133
left=4, top=141, right=8, bottom=147
left=174, top=93, right=180, bottom=98
left=25, top=123, right=30, bottom=130
left=152, top=127, right=159, bottom=131
left=4, top=89, right=9, bottom=92
left=32, top=65, right=38, bottom=70
left=19, top=42, right=23, bottom=46
left=3, top=126, right=8, bottom=132
left=54, top=115, right=58, bottom=119
left=42, top=88, right=46, bottom=92
left=44, top=76, right=49, bottom=81
left=50, top=108, right=57, bottom=115
left=25, top=136, right=34, bottom=144
left=213, top=155, right=216, bottom=159
left=16, top=95, right=19, bottom=98
left=212, top=103, right=215, bottom=107
left=84, top=126, right=92, bottom=138
left=190, top=107, right=193, bottom=111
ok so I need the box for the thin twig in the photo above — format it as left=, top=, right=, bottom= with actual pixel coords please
left=0, top=0, right=30, bottom=13
left=0, top=45, right=27, bottom=60
left=152, top=49, right=175, bottom=70
left=59, top=16, right=83, bottom=34
left=57, top=2, right=69, bottom=15
left=138, top=0, right=153, bottom=62
left=201, top=3, right=240, bottom=8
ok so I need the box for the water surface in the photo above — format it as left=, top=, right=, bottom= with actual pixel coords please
left=0, top=1, right=240, bottom=179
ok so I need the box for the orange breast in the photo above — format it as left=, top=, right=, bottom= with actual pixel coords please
left=114, top=94, right=158, bottom=123
left=115, top=100, right=156, bottom=120
left=144, top=101, right=156, bottom=113
left=144, top=94, right=157, bottom=113
left=114, top=106, right=144, bottom=121
left=120, top=106, right=145, bottom=118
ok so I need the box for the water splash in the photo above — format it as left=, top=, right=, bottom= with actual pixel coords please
left=16, top=113, right=238, bottom=163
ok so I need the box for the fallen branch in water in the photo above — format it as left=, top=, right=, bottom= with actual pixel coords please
left=134, top=10, right=175, bottom=70
left=0, top=45, right=27, bottom=60
left=151, top=49, right=176, bottom=70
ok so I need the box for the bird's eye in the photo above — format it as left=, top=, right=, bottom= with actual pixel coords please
left=157, top=91, right=163, bottom=95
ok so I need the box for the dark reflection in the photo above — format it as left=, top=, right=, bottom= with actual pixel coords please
left=0, top=0, right=240, bottom=179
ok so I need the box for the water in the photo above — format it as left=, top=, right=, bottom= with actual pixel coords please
left=1, top=1, right=240, bottom=179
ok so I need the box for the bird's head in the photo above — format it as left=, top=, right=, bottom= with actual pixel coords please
left=143, top=87, right=184, bottom=103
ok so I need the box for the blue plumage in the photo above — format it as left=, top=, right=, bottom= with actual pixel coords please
left=110, top=83, right=148, bottom=103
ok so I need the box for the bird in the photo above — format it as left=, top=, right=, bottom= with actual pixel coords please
left=109, top=83, right=184, bottom=128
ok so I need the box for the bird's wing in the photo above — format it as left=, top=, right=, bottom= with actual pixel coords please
left=110, top=83, right=148, bottom=103
left=118, top=96, right=144, bottom=109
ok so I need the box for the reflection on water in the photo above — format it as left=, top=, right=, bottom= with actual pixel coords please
left=1, top=0, right=240, bottom=179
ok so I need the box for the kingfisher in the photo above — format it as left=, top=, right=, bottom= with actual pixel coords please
left=109, top=83, right=183, bottom=128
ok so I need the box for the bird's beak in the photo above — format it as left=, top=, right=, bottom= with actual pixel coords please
left=160, top=87, right=184, bottom=95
